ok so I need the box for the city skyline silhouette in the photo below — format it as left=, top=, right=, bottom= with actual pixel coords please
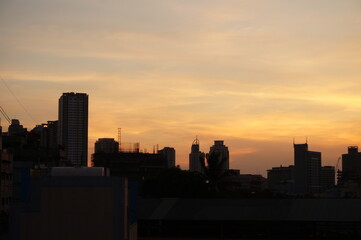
left=1, top=0, right=361, bottom=176
left=1, top=1, right=361, bottom=239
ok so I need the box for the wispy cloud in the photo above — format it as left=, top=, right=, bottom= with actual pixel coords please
left=1, top=0, right=361, bottom=173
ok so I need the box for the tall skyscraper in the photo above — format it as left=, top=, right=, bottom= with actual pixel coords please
left=58, top=92, right=88, bottom=166
left=294, top=143, right=321, bottom=195
left=209, top=140, right=229, bottom=172
left=189, top=137, right=203, bottom=173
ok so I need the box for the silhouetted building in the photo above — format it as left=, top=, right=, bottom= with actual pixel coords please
left=138, top=198, right=361, bottom=239
left=8, top=119, right=27, bottom=137
left=158, top=147, right=175, bottom=168
left=40, top=121, right=58, bottom=149
left=26, top=125, right=42, bottom=149
left=223, top=172, right=266, bottom=192
left=58, top=92, right=88, bottom=166
left=0, top=151, right=13, bottom=212
left=95, top=138, right=119, bottom=154
left=294, top=143, right=321, bottom=195
left=92, top=152, right=167, bottom=181
left=341, top=146, right=361, bottom=182
left=0, top=125, right=13, bottom=212
left=320, top=166, right=335, bottom=191
left=10, top=167, right=137, bottom=240
left=267, top=165, right=294, bottom=194
left=0, top=125, right=2, bottom=148
left=339, top=181, right=361, bottom=198
left=189, top=137, right=204, bottom=173
left=209, top=140, right=229, bottom=172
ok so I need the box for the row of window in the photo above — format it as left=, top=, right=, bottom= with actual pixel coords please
left=0, top=173, right=12, bottom=180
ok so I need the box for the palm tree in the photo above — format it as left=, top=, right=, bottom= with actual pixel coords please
left=199, top=152, right=228, bottom=195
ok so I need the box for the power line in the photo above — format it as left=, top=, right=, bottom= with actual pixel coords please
left=0, top=106, right=11, bottom=124
left=0, top=75, right=37, bottom=125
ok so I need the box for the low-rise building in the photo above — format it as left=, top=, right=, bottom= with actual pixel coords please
left=267, top=165, right=294, bottom=195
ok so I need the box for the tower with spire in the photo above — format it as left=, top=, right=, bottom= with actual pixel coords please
left=189, top=136, right=204, bottom=173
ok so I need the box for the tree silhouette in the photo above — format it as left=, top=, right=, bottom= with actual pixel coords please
left=199, top=152, right=228, bottom=195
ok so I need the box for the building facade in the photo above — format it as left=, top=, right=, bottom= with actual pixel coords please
left=58, top=92, right=88, bottom=166
left=10, top=169, right=136, bottom=240
left=320, top=166, right=335, bottom=191
left=92, top=152, right=167, bottom=181
left=40, top=121, right=58, bottom=149
left=294, top=143, right=321, bottom=195
left=0, top=125, right=13, bottom=213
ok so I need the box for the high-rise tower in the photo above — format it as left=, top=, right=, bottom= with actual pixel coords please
left=189, top=137, right=203, bottom=173
left=294, top=143, right=321, bottom=195
left=209, top=140, right=229, bottom=172
left=58, top=92, right=88, bottom=166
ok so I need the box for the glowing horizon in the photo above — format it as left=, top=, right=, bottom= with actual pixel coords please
left=1, top=0, right=361, bottom=175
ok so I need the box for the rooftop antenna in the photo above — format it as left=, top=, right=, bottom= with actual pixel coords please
left=306, top=136, right=308, bottom=144
left=193, top=136, right=200, bottom=145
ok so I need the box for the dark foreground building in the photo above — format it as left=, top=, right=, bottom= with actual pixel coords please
left=9, top=168, right=136, bottom=240
left=92, top=152, right=167, bottom=181
left=138, top=198, right=361, bottom=239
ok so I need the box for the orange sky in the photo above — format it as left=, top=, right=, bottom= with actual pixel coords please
left=1, top=0, right=361, bottom=175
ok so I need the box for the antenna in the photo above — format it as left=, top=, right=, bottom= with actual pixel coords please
left=193, top=136, right=200, bottom=145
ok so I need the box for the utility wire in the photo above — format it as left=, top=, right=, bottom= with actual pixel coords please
left=0, top=106, right=11, bottom=123
left=0, top=75, right=37, bottom=125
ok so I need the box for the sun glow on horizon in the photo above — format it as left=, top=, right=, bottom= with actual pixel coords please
left=1, top=0, right=361, bottom=175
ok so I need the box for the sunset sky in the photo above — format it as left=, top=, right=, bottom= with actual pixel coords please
left=1, top=0, right=361, bottom=175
